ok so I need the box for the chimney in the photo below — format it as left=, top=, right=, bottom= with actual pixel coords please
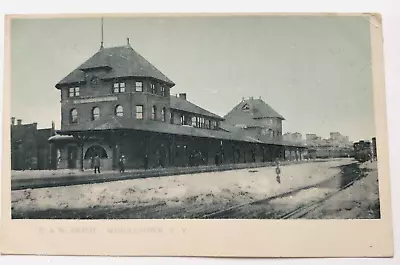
left=179, top=93, right=187, bottom=100
left=17, top=119, right=22, bottom=125
left=33, top=122, right=38, bottom=129
left=250, top=96, right=254, bottom=100
left=51, top=121, right=56, bottom=136
left=11, top=117, right=15, bottom=126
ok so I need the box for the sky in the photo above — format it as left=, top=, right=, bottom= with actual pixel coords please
left=10, top=15, right=376, bottom=141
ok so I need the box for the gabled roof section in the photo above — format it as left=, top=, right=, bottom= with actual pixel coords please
left=170, top=96, right=224, bottom=120
left=224, top=98, right=285, bottom=126
left=56, top=45, right=175, bottom=88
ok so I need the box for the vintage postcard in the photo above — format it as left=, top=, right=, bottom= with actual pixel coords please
left=0, top=13, right=394, bottom=257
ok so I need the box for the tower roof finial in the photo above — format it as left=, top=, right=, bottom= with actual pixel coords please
left=127, top=37, right=130, bottom=46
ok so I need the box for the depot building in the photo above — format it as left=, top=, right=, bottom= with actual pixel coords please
left=50, top=40, right=305, bottom=171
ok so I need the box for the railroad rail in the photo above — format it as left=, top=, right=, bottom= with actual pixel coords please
left=277, top=172, right=364, bottom=219
left=200, top=164, right=365, bottom=219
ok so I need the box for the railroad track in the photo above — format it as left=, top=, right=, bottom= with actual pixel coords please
left=199, top=165, right=365, bottom=219
left=277, top=172, right=364, bottom=219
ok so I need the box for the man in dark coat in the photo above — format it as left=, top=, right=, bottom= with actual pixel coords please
left=119, top=154, right=126, bottom=173
left=94, top=154, right=101, bottom=174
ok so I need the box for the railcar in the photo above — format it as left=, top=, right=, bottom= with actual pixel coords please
left=353, top=140, right=372, bottom=163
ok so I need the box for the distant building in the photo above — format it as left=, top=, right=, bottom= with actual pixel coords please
left=328, top=132, right=352, bottom=147
left=283, top=132, right=302, bottom=143
left=306, top=134, right=318, bottom=141
left=223, top=97, right=285, bottom=141
left=11, top=118, right=57, bottom=170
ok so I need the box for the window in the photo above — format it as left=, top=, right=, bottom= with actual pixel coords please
left=208, top=120, right=212, bottom=129
left=92, top=107, right=100, bottom=121
left=150, top=83, right=156, bottom=94
left=183, top=115, right=190, bottom=125
left=113, top=82, right=125, bottom=93
left=196, top=117, right=200, bottom=127
left=136, top=105, right=143, bottom=120
left=152, top=106, right=157, bottom=120
left=192, top=117, right=196, bottom=127
left=70, top=108, right=78, bottom=124
left=135, top=81, right=143, bottom=92
left=69, top=87, right=79, bottom=97
left=170, top=112, right=174, bottom=124
left=180, top=115, right=184, bottom=125
left=161, top=108, right=166, bottom=122
left=160, top=86, right=165, bottom=97
left=115, top=105, right=123, bottom=117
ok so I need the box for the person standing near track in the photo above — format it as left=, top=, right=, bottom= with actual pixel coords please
left=275, top=159, right=281, bottom=184
left=94, top=154, right=101, bottom=174
left=119, top=154, right=126, bottom=173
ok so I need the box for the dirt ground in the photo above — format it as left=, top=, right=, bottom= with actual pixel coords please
left=302, top=161, right=380, bottom=219
left=11, top=158, right=365, bottom=219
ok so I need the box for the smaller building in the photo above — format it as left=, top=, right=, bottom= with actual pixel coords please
left=10, top=117, right=57, bottom=170
left=283, top=132, right=303, bottom=143
left=223, top=97, right=284, bottom=141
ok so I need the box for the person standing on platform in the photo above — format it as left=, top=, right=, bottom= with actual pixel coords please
left=119, top=154, right=126, bottom=173
left=94, top=154, right=101, bottom=174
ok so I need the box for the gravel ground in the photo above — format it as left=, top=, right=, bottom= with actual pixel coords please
left=11, top=159, right=356, bottom=219
left=302, top=161, right=380, bottom=219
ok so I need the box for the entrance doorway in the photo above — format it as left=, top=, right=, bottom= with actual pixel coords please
left=84, top=145, right=108, bottom=168
left=67, top=146, right=78, bottom=169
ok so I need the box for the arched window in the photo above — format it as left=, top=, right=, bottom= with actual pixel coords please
left=92, top=107, right=100, bottom=121
left=70, top=108, right=78, bottom=124
left=115, top=105, right=123, bottom=117
left=152, top=106, right=157, bottom=120
left=161, top=108, right=166, bottom=122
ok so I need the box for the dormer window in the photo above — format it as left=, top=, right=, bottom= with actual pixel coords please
left=69, top=87, right=79, bottom=97
left=113, top=82, right=125, bottom=93
left=242, top=103, right=250, bottom=111
left=135, top=81, right=143, bottom=92
left=151, top=83, right=156, bottom=94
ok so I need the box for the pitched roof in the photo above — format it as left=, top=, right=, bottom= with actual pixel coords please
left=56, top=45, right=175, bottom=88
left=58, top=116, right=304, bottom=148
left=223, top=98, right=285, bottom=127
left=170, top=96, right=224, bottom=120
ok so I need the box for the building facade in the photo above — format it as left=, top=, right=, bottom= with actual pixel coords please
left=50, top=41, right=305, bottom=171
left=11, top=118, right=57, bottom=170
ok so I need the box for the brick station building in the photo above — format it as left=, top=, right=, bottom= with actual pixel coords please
left=50, top=40, right=305, bottom=171
left=11, top=118, right=57, bottom=170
